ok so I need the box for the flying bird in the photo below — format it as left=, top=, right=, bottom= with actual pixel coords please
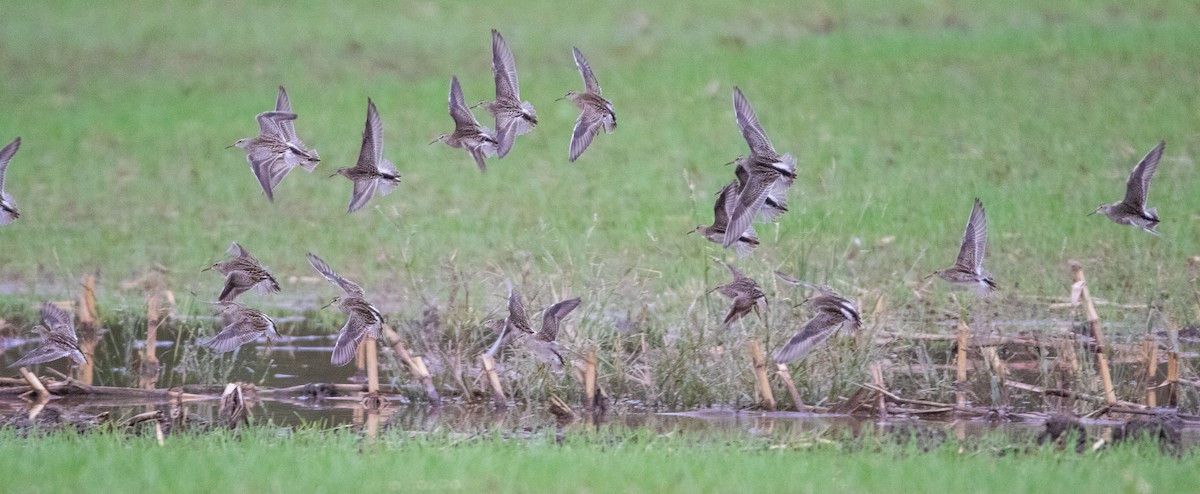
left=306, top=253, right=384, bottom=367
left=723, top=87, right=797, bottom=248
left=475, top=29, right=537, bottom=158
left=560, top=47, right=616, bottom=162
left=230, top=87, right=320, bottom=202
left=1090, top=140, right=1165, bottom=235
left=201, top=301, right=281, bottom=353
left=711, top=260, right=767, bottom=324
left=8, top=303, right=86, bottom=368
left=772, top=273, right=860, bottom=364
left=0, top=136, right=22, bottom=225
left=927, top=198, right=996, bottom=296
left=432, top=76, right=498, bottom=172
left=332, top=98, right=401, bottom=213
left=203, top=242, right=281, bottom=302
left=485, top=283, right=582, bottom=371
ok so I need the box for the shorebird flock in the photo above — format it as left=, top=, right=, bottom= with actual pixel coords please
left=0, top=29, right=1172, bottom=378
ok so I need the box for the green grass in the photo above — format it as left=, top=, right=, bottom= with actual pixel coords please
left=3, top=2, right=1200, bottom=408
left=0, top=426, right=1196, bottom=493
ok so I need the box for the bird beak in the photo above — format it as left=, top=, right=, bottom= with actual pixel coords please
left=923, top=272, right=936, bottom=280
left=320, top=299, right=335, bottom=310
left=328, top=171, right=339, bottom=178
left=200, top=266, right=212, bottom=273
left=225, top=144, right=236, bottom=149
left=1087, top=208, right=1099, bottom=216
left=428, top=136, right=443, bottom=145
left=555, top=95, right=567, bottom=102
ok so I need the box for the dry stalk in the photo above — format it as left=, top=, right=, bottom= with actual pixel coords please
left=746, top=339, right=775, bottom=412
left=1144, top=337, right=1157, bottom=407
left=955, top=320, right=969, bottom=409
left=774, top=363, right=805, bottom=411
left=75, top=275, right=100, bottom=385
left=479, top=353, right=506, bottom=407
left=1069, top=262, right=1116, bottom=406
left=383, top=325, right=439, bottom=403
left=365, top=337, right=379, bottom=395
left=583, top=347, right=597, bottom=410
left=869, top=361, right=887, bottom=417
left=18, top=367, right=50, bottom=400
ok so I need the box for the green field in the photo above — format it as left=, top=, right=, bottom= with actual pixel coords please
left=1, top=0, right=1197, bottom=299
left=0, top=426, right=1195, bottom=494
left=2, top=0, right=1200, bottom=434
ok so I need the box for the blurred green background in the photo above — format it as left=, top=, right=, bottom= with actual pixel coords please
left=0, top=0, right=1197, bottom=316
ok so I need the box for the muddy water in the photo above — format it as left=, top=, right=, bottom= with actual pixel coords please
left=4, top=314, right=1200, bottom=445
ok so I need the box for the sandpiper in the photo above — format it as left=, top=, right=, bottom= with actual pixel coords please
left=723, top=87, right=797, bottom=248
left=333, top=98, right=401, bottom=213
left=525, top=297, right=583, bottom=370
left=772, top=273, right=860, bottom=364
left=202, top=301, right=281, bottom=353
left=306, top=253, right=384, bottom=367
left=485, top=283, right=582, bottom=370
left=774, top=272, right=861, bottom=330
left=8, top=303, right=86, bottom=368
left=432, top=76, right=498, bottom=172
left=204, top=242, right=281, bottom=302
left=690, top=181, right=760, bottom=257
left=474, top=29, right=537, bottom=159
left=485, top=281, right=534, bottom=357
left=561, top=47, right=616, bottom=162
left=1091, top=140, right=1165, bottom=235
left=230, top=87, right=320, bottom=202
left=712, top=260, right=767, bottom=325
left=0, top=136, right=21, bottom=225
left=927, top=198, right=996, bottom=296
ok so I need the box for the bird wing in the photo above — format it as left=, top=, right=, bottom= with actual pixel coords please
left=772, top=312, right=843, bottom=364
left=306, top=253, right=365, bottom=298
left=8, top=345, right=73, bottom=368
left=255, top=111, right=296, bottom=138
left=203, top=320, right=260, bottom=353
left=330, top=311, right=370, bottom=367
left=954, top=198, right=988, bottom=273
left=355, top=98, right=383, bottom=173
left=39, top=302, right=75, bottom=342
left=218, top=271, right=256, bottom=302
left=1123, top=140, right=1165, bottom=209
left=723, top=294, right=755, bottom=324
left=492, top=29, right=520, bottom=100
left=506, top=283, right=533, bottom=333
left=226, top=241, right=250, bottom=260
left=568, top=108, right=604, bottom=162
left=537, top=297, right=581, bottom=342
left=449, top=76, right=481, bottom=130
left=732, top=87, right=776, bottom=158
left=274, top=85, right=299, bottom=143
left=347, top=177, right=379, bottom=213
left=469, top=145, right=489, bottom=172
left=0, top=137, right=19, bottom=192
left=573, top=47, right=602, bottom=95
left=712, top=181, right=738, bottom=228
left=722, top=170, right=776, bottom=247
left=246, top=146, right=284, bottom=202
left=733, top=159, right=750, bottom=189
left=494, top=118, right=518, bottom=159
